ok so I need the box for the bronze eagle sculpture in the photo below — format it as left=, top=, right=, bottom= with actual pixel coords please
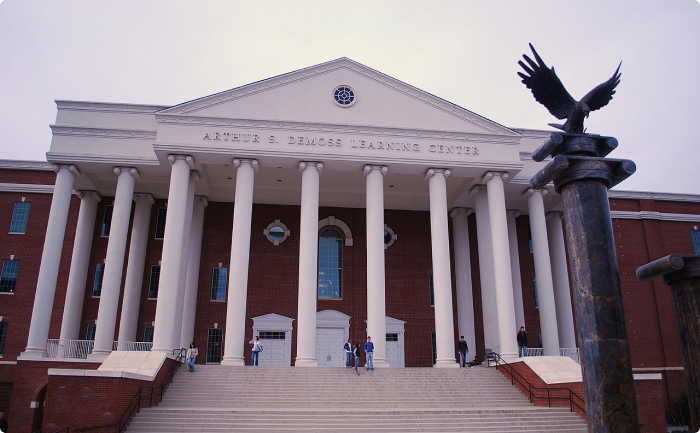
left=518, top=43, right=621, bottom=134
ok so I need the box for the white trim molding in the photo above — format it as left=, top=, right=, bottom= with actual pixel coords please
left=318, top=216, right=353, bottom=246
left=610, top=211, right=700, bottom=223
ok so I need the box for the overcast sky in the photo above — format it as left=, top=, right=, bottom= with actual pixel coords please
left=1, top=0, right=698, bottom=195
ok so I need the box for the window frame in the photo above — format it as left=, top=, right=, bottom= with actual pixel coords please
left=92, top=263, right=105, bottom=297
left=101, top=205, right=114, bottom=237
left=143, top=326, right=154, bottom=343
left=155, top=207, right=167, bottom=239
left=317, top=227, right=343, bottom=299
left=211, top=267, right=228, bottom=302
left=0, top=259, right=20, bottom=294
left=9, top=201, right=31, bottom=234
left=0, top=321, right=7, bottom=357
left=148, top=265, right=161, bottom=299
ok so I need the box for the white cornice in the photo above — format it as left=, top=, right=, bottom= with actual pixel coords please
left=610, top=210, right=700, bottom=222
left=155, top=115, right=520, bottom=145
left=609, top=190, right=700, bottom=203
left=0, top=160, right=52, bottom=170
left=157, top=58, right=519, bottom=136
left=45, top=153, right=161, bottom=166
left=50, top=125, right=157, bottom=140
left=0, top=183, right=55, bottom=194
left=56, top=100, right=168, bottom=114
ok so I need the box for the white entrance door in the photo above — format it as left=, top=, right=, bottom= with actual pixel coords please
left=315, top=328, right=345, bottom=367
left=386, top=334, right=400, bottom=368
left=258, top=331, right=287, bottom=366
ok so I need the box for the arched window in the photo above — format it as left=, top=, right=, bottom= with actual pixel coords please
left=318, top=227, right=343, bottom=299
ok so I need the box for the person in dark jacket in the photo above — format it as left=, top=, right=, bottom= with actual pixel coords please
left=353, top=343, right=361, bottom=375
left=457, top=336, right=470, bottom=367
left=517, top=326, right=528, bottom=357
left=0, top=410, right=8, bottom=433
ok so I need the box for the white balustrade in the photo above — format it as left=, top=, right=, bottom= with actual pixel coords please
left=113, top=341, right=153, bottom=352
left=46, top=339, right=94, bottom=359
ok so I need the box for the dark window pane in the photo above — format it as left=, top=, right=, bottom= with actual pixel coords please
left=268, top=225, right=285, bottom=240
left=155, top=207, right=167, bottom=239
left=211, top=267, right=228, bottom=301
left=143, top=326, right=154, bottom=343
left=9, top=202, right=31, bottom=233
left=148, top=265, right=161, bottom=299
left=101, top=205, right=113, bottom=236
left=207, top=329, right=223, bottom=363
left=692, top=230, right=700, bottom=255
left=429, top=274, right=434, bottom=306
left=318, top=228, right=342, bottom=299
left=92, top=263, right=104, bottom=297
left=0, top=260, right=19, bottom=293
left=0, top=322, right=8, bottom=356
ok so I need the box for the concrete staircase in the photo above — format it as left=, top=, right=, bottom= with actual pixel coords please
left=127, top=365, right=587, bottom=432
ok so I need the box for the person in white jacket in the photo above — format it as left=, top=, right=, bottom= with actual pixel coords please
left=186, top=342, right=198, bottom=373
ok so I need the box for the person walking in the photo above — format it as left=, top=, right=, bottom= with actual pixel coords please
left=458, top=336, right=470, bottom=367
left=364, top=336, right=374, bottom=370
left=0, top=411, right=8, bottom=433
left=517, top=326, right=528, bottom=357
left=344, top=338, right=353, bottom=368
left=249, top=336, right=262, bottom=366
left=353, top=342, right=361, bottom=375
left=186, top=342, right=198, bottom=373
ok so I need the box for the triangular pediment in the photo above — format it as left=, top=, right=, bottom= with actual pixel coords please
left=157, top=58, right=517, bottom=136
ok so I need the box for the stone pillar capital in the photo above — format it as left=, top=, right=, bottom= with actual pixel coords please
left=168, top=155, right=194, bottom=168
left=546, top=211, right=563, bottom=221
left=449, top=208, right=473, bottom=219
left=507, top=210, right=521, bottom=218
left=469, top=185, right=486, bottom=196
left=234, top=159, right=259, bottom=172
left=76, top=191, right=101, bottom=202
left=133, top=193, right=155, bottom=205
left=299, top=161, right=323, bottom=174
left=425, top=168, right=450, bottom=180
left=363, top=165, right=388, bottom=177
left=522, top=188, right=548, bottom=199
left=113, top=167, right=140, bottom=181
left=196, top=196, right=209, bottom=207
left=482, top=172, right=508, bottom=184
left=191, top=171, right=201, bottom=182
left=52, top=164, right=81, bottom=177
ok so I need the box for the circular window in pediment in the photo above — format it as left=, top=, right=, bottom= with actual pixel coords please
left=333, top=85, right=356, bottom=107
left=264, top=220, right=290, bottom=245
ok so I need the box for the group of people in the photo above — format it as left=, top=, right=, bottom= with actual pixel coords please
left=344, top=336, right=374, bottom=375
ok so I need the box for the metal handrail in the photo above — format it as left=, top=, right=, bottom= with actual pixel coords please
left=492, top=353, right=586, bottom=414
left=74, top=352, right=183, bottom=432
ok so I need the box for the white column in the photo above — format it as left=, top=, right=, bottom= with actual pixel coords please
left=449, top=208, right=476, bottom=362
left=471, top=185, right=499, bottom=352
left=22, top=165, right=80, bottom=358
left=507, top=210, right=526, bottom=330
left=91, top=168, right=139, bottom=357
left=295, top=162, right=323, bottom=367
left=364, top=165, right=389, bottom=368
left=171, top=172, right=197, bottom=349
left=116, top=193, right=154, bottom=345
left=180, top=196, right=208, bottom=348
left=221, top=159, right=258, bottom=365
left=152, top=155, right=194, bottom=353
left=426, top=168, right=458, bottom=368
left=524, top=188, right=560, bottom=355
left=59, top=191, right=100, bottom=341
left=547, top=211, right=576, bottom=349
left=484, top=172, right=518, bottom=357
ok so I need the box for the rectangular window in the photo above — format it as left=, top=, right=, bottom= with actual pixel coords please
left=0, top=260, right=19, bottom=293
left=92, top=263, right=105, bottom=297
left=211, top=267, right=228, bottom=301
left=386, top=333, right=398, bottom=342
left=692, top=230, right=700, bottom=255
left=431, top=332, right=437, bottom=365
left=207, top=328, right=223, bottom=363
left=9, top=202, right=31, bottom=233
left=0, top=322, right=7, bottom=357
left=155, top=207, right=167, bottom=239
left=259, top=331, right=285, bottom=340
left=429, top=274, right=435, bottom=307
left=533, top=276, right=539, bottom=308
left=143, top=326, right=154, bottom=343
left=148, top=265, right=161, bottom=299
left=86, top=324, right=96, bottom=341
left=101, top=205, right=114, bottom=237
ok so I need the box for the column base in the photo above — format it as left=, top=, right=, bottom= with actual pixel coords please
left=220, top=357, right=245, bottom=366
left=18, top=349, right=47, bottom=361
left=434, top=359, right=460, bottom=368
left=372, top=358, right=391, bottom=368
left=294, top=358, right=318, bottom=367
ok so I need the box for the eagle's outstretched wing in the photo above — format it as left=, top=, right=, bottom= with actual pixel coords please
left=518, top=43, right=576, bottom=120
left=580, top=63, right=622, bottom=112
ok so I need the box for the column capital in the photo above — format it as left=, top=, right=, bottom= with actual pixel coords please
left=449, top=208, right=473, bottom=218
left=196, top=196, right=209, bottom=207
left=546, top=211, right=563, bottom=221
left=522, top=188, right=548, bottom=199
left=233, top=159, right=259, bottom=172
left=132, top=193, right=155, bottom=205
left=469, top=185, right=485, bottom=196
left=363, top=165, right=388, bottom=177
left=191, top=171, right=201, bottom=182
left=507, top=210, right=521, bottom=218
left=168, top=155, right=194, bottom=168
left=52, top=164, right=81, bottom=177
left=425, top=168, right=450, bottom=180
left=481, top=172, right=508, bottom=184
left=76, top=191, right=101, bottom=202
left=299, top=161, right=323, bottom=174
left=113, top=167, right=140, bottom=181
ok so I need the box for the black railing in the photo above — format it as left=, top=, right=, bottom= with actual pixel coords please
left=73, top=349, right=185, bottom=432
left=492, top=353, right=586, bottom=415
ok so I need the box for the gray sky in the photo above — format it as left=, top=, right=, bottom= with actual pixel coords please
left=1, top=0, right=699, bottom=194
